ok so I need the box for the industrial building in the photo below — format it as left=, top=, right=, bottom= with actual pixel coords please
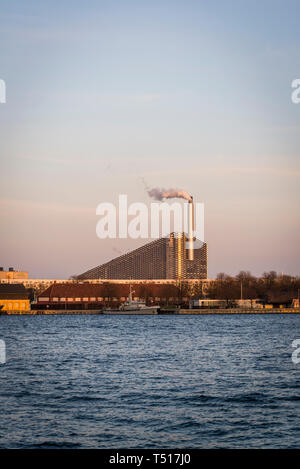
left=0, top=267, right=28, bottom=280
left=76, top=232, right=207, bottom=280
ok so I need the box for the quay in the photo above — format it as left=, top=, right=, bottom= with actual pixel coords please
left=0, top=310, right=102, bottom=315
left=1, top=308, right=300, bottom=315
left=179, top=308, right=300, bottom=314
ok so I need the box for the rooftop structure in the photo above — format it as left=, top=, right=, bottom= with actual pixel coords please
left=0, top=267, right=28, bottom=280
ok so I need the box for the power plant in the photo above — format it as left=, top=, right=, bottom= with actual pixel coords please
left=77, top=191, right=207, bottom=281
left=147, top=187, right=197, bottom=263
left=76, top=232, right=207, bottom=280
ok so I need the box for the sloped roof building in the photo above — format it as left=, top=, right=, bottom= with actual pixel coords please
left=36, top=282, right=186, bottom=308
left=0, top=284, right=30, bottom=312
left=76, top=233, right=207, bottom=281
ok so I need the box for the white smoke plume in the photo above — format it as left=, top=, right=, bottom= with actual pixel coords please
left=148, top=188, right=192, bottom=202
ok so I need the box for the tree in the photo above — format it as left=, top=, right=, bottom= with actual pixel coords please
left=102, top=283, right=119, bottom=306
left=236, top=271, right=254, bottom=282
left=262, top=271, right=277, bottom=282
left=216, top=272, right=230, bottom=280
left=192, top=281, right=204, bottom=299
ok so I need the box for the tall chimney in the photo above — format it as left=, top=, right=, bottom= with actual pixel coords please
left=188, top=197, right=194, bottom=260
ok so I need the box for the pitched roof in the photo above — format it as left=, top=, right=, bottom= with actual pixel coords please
left=39, top=283, right=104, bottom=298
left=0, top=283, right=29, bottom=299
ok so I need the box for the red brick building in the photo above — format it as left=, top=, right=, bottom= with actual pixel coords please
left=35, top=282, right=187, bottom=310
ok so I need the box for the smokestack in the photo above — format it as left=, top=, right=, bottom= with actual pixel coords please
left=147, top=187, right=195, bottom=259
left=188, top=197, right=194, bottom=261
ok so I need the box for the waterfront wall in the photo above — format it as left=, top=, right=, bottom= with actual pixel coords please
left=179, top=308, right=300, bottom=314
left=1, top=308, right=300, bottom=315
left=0, top=309, right=102, bottom=315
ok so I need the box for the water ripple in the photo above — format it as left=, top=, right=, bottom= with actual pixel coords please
left=0, top=314, right=300, bottom=448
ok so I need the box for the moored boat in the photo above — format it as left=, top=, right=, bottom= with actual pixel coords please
left=102, top=285, right=158, bottom=315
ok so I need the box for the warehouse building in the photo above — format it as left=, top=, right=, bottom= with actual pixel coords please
left=35, top=282, right=188, bottom=310
left=0, top=284, right=30, bottom=312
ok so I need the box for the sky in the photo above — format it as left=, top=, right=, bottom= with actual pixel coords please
left=0, top=0, right=299, bottom=278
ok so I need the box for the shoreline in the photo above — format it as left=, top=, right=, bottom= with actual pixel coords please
left=1, top=308, right=300, bottom=315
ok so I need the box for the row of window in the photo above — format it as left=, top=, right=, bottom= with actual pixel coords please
left=5, top=302, right=27, bottom=310
left=39, top=296, right=189, bottom=303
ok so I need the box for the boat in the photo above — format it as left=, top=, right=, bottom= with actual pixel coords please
left=102, top=285, right=158, bottom=315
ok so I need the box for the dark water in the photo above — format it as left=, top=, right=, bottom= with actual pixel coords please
left=0, top=314, right=300, bottom=448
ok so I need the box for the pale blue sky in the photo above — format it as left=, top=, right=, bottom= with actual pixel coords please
left=0, top=0, right=299, bottom=277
